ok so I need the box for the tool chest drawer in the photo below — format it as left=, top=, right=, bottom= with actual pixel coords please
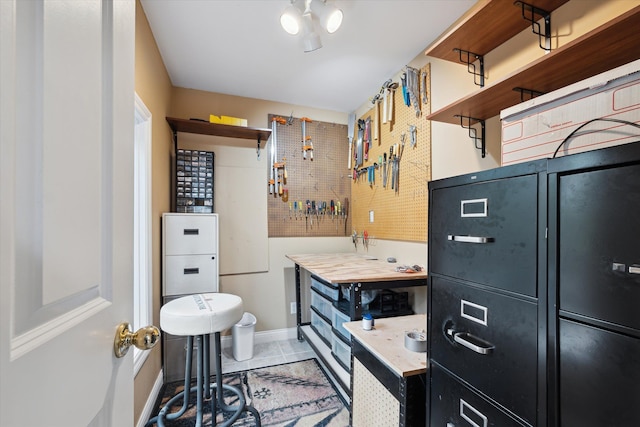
left=430, top=363, right=529, bottom=427
left=558, top=163, right=640, bottom=331
left=430, top=276, right=538, bottom=424
left=559, top=318, right=640, bottom=427
left=331, top=331, right=350, bottom=371
left=163, top=214, right=217, bottom=255
left=310, top=275, right=340, bottom=301
left=163, top=254, right=218, bottom=295
left=430, top=173, right=539, bottom=297
left=310, top=308, right=332, bottom=346
left=331, top=305, right=351, bottom=340
left=310, top=287, right=334, bottom=320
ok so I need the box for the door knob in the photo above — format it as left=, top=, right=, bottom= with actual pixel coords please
left=114, top=322, right=160, bottom=358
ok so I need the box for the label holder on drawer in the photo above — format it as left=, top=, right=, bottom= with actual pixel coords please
left=460, top=198, right=488, bottom=218
left=461, top=299, right=488, bottom=326
left=460, top=398, right=488, bottom=427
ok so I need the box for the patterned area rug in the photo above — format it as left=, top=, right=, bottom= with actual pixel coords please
left=148, top=358, right=350, bottom=426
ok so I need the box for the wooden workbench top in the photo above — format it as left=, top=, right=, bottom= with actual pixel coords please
left=344, top=314, right=427, bottom=377
left=286, top=253, right=427, bottom=284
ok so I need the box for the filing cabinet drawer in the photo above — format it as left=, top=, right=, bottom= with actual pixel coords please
left=163, top=214, right=217, bottom=255
left=163, top=254, right=218, bottom=295
left=559, top=163, right=640, bottom=331
left=430, top=174, right=538, bottom=296
left=430, top=276, right=538, bottom=424
left=559, top=319, right=640, bottom=427
left=430, top=363, right=528, bottom=427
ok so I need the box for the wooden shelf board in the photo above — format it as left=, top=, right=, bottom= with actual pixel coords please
left=425, top=0, right=570, bottom=62
left=166, top=117, right=271, bottom=141
left=426, top=5, right=640, bottom=125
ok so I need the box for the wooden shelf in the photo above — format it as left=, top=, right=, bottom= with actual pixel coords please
left=166, top=117, right=271, bottom=142
left=424, top=0, right=569, bottom=62
left=426, top=5, right=640, bottom=125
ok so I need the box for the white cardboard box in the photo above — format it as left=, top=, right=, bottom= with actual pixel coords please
left=501, top=59, right=640, bottom=166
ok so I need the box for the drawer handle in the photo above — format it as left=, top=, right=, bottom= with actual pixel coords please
left=183, top=228, right=199, bottom=235
left=183, top=268, right=200, bottom=275
left=447, top=235, right=494, bottom=244
left=447, top=329, right=494, bottom=355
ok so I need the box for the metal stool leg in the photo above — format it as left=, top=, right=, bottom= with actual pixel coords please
left=146, top=336, right=196, bottom=427
left=148, top=331, right=261, bottom=427
left=209, top=332, right=261, bottom=427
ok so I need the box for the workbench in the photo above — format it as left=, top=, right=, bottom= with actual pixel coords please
left=285, top=253, right=427, bottom=401
left=344, top=315, right=427, bottom=427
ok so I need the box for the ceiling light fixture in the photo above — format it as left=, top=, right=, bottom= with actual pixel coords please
left=280, top=0, right=343, bottom=52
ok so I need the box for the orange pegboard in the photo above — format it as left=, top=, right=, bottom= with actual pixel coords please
left=267, top=114, right=351, bottom=237
left=350, top=64, right=431, bottom=243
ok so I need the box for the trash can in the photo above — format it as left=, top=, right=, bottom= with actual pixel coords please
left=232, top=312, right=256, bottom=361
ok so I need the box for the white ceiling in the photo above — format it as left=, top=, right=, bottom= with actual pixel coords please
left=140, top=0, right=476, bottom=113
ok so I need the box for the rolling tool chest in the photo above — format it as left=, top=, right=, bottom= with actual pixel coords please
left=428, top=141, right=640, bottom=427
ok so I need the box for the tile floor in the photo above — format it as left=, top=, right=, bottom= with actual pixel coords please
left=220, top=337, right=316, bottom=374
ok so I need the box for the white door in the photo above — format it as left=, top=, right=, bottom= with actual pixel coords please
left=0, top=1, right=139, bottom=426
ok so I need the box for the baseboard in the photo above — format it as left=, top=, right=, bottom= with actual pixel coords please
left=136, top=369, right=164, bottom=427
left=220, top=326, right=298, bottom=348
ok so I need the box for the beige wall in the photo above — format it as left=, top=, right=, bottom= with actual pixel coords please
left=133, top=1, right=172, bottom=424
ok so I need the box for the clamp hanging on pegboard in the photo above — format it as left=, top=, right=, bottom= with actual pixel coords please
left=301, top=117, right=314, bottom=160
left=455, top=115, right=486, bottom=158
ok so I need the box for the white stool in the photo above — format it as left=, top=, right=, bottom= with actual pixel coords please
left=147, top=293, right=261, bottom=427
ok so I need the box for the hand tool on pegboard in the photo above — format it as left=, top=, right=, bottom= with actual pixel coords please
left=381, top=79, right=391, bottom=124
left=383, top=152, right=388, bottom=188
left=406, top=66, right=421, bottom=117
left=343, top=197, right=349, bottom=236
left=356, top=119, right=364, bottom=167
left=421, top=69, right=429, bottom=104
left=269, top=116, right=286, bottom=195
left=269, top=118, right=277, bottom=194
left=364, top=117, right=371, bottom=161
left=371, top=94, right=380, bottom=141
left=301, top=117, right=314, bottom=160
left=387, top=82, right=399, bottom=123
left=347, top=113, right=356, bottom=169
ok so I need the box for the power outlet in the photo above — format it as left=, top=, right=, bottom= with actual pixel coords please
left=290, top=302, right=297, bottom=315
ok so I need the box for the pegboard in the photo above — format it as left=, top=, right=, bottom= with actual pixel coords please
left=352, top=358, right=400, bottom=426
left=350, top=64, right=431, bottom=243
left=267, top=114, right=351, bottom=237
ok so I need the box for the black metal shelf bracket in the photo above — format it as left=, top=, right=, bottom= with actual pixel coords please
left=515, top=1, right=552, bottom=51
left=257, top=135, right=262, bottom=160
left=453, top=48, right=485, bottom=87
left=455, top=115, right=486, bottom=158
left=513, top=86, right=546, bottom=102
